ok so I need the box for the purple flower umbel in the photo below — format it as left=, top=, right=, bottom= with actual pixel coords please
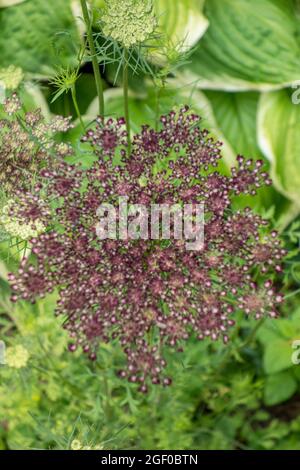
left=0, top=94, right=74, bottom=193
left=8, top=106, right=285, bottom=392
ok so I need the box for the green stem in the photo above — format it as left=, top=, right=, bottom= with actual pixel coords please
left=63, top=93, right=70, bottom=117
left=80, top=0, right=104, bottom=117
left=155, top=86, right=161, bottom=132
left=284, top=287, right=300, bottom=299
left=103, top=373, right=112, bottom=420
left=123, top=49, right=131, bottom=154
left=71, top=86, right=85, bottom=131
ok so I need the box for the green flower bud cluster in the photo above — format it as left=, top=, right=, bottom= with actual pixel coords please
left=6, top=345, right=30, bottom=369
left=0, top=65, right=24, bottom=90
left=70, top=439, right=104, bottom=451
left=102, top=0, right=157, bottom=48
left=0, top=200, right=46, bottom=241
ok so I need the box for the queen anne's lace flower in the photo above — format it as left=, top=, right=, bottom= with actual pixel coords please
left=8, top=106, right=285, bottom=392
left=102, top=0, right=157, bottom=48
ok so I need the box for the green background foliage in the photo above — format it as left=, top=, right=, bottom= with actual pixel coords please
left=1, top=0, right=300, bottom=450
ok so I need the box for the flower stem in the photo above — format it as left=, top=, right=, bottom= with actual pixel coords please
left=123, top=49, right=131, bottom=154
left=155, top=86, right=161, bottom=131
left=238, top=317, right=265, bottom=350
left=71, top=86, right=85, bottom=131
left=80, top=0, right=104, bottom=117
left=284, top=287, right=300, bottom=299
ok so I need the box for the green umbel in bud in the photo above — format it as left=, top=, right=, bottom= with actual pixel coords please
left=102, top=0, right=157, bottom=48
left=6, top=345, right=30, bottom=369
left=0, top=65, right=23, bottom=90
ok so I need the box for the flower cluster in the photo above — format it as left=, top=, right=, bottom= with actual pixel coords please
left=0, top=94, right=74, bottom=193
left=0, top=65, right=24, bottom=91
left=8, top=106, right=285, bottom=391
left=101, top=0, right=157, bottom=48
left=0, top=199, right=46, bottom=241
left=5, top=344, right=30, bottom=369
left=70, top=439, right=103, bottom=451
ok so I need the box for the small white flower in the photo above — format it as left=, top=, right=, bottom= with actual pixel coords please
left=6, top=344, right=29, bottom=369
left=70, top=439, right=82, bottom=450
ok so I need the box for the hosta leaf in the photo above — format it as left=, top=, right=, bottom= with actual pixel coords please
left=257, top=89, right=300, bottom=204
left=204, top=91, right=262, bottom=158
left=258, top=310, right=300, bottom=349
left=154, top=0, right=209, bottom=50
left=264, top=371, right=297, bottom=406
left=20, top=82, right=51, bottom=118
left=0, top=260, right=8, bottom=282
left=0, top=0, right=80, bottom=76
left=183, top=0, right=300, bottom=91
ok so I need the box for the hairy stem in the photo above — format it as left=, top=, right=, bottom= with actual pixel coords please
left=63, top=93, right=70, bottom=117
left=123, top=49, right=131, bottom=154
left=80, top=0, right=104, bottom=117
left=284, top=287, right=300, bottom=299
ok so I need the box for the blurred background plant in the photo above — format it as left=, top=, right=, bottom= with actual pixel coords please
left=1, top=0, right=300, bottom=450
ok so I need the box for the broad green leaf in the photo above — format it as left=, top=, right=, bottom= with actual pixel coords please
left=154, top=0, right=209, bottom=51
left=276, top=201, right=300, bottom=232
left=257, top=89, right=300, bottom=205
left=204, top=91, right=262, bottom=158
left=275, top=319, right=300, bottom=340
left=257, top=322, right=285, bottom=345
left=183, top=0, right=300, bottom=91
left=0, top=260, right=8, bottom=281
left=0, top=0, right=25, bottom=6
left=0, top=0, right=81, bottom=77
left=258, top=312, right=300, bottom=347
left=263, top=339, right=294, bottom=374
left=264, top=371, right=297, bottom=406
